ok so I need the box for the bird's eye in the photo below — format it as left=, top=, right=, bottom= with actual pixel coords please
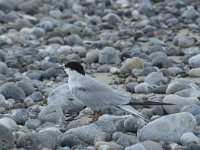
left=64, top=63, right=68, bottom=68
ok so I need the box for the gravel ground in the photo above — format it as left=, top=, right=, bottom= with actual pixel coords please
left=0, top=0, right=200, bottom=150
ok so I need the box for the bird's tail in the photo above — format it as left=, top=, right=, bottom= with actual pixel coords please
left=119, top=105, right=149, bottom=123
left=127, top=101, right=174, bottom=106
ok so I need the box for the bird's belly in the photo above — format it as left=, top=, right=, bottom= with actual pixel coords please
left=78, top=97, right=108, bottom=109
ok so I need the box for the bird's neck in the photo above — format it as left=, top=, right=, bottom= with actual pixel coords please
left=68, top=70, right=84, bottom=80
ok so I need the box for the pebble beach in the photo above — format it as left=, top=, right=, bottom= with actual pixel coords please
left=0, top=0, right=200, bottom=149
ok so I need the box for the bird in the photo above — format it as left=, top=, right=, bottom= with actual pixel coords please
left=61, top=61, right=173, bottom=123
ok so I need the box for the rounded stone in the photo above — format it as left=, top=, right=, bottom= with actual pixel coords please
left=152, top=56, right=173, bottom=69
left=125, top=143, right=146, bottom=150
left=163, top=94, right=200, bottom=114
left=16, top=79, right=35, bottom=96
left=144, top=72, right=168, bottom=85
left=180, top=132, right=199, bottom=146
left=25, top=119, right=41, bottom=130
left=134, top=83, right=155, bottom=93
left=166, top=80, right=192, bottom=94
left=189, top=54, right=200, bottom=68
left=181, top=104, right=200, bottom=116
left=62, top=133, right=87, bottom=147
left=188, top=68, right=200, bottom=77
left=95, top=141, right=123, bottom=150
left=0, top=82, right=26, bottom=102
left=47, top=83, right=84, bottom=114
left=120, top=57, right=144, bottom=74
left=86, top=50, right=99, bottom=63
left=0, top=124, right=15, bottom=150
left=17, top=133, right=42, bottom=150
left=138, top=112, right=197, bottom=142
left=38, top=104, right=65, bottom=124
left=38, top=127, right=63, bottom=149
left=12, top=109, right=29, bottom=125
left=99, top=47, right=120, bottom=64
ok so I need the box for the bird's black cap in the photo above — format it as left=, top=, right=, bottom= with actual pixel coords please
left=64, top=61, right=85, bottom=75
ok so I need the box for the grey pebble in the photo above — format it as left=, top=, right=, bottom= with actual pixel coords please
left=120, top=58, right=144, bottom=74
left=0, top=124, right=15, bottom=150
left=64, top=34, right=82, bottom=46
left=152, top=56, right=173, bottom=69
left=180, top=132, right=199, bottom=146
left=138, top=112, right=197, bottom=142
left=189, top=54, right=200, bottom=68
left=17, top=133, right=42, bottom=150
left=163, top=94, right=200, bottom=114
left=12, top=109, right=29, bottom=125
left=16, top=79, right=35, bottom=96
left=29, top=91, right=43, bottom=102
left=181, top=104, right=200, bottom=116
left=25, top=119, right=41, bottom=130
left=99, top=46, right=120, bottom=64
left=95, top=141, right=123, bottom=150
left=175, top=89, right=200, bottom=98
left=86, top=50, right=99, bottom=63
left=126, top=82, right=138, bottom=93
left=142, top=140, right=164, bottom=150
left=62, top=133, right=87, bottom=147
left=38, top=127, right=63, bottom=149
left=0, top=82, right=25, bottom=102
left=125, top=143, right=146, bottom=150
left=38, top=104, right=65, bottom=124
left=188, top=68, right=200, bottom=77
left=144, top=72, right=168, bottom=85
left=166, top=80, right=193, bottom=94
left=134, top=82, right=155, bottom=93
left=94, top=132, right=111, bottom=143
left=47, top=83, right=84, bottom=114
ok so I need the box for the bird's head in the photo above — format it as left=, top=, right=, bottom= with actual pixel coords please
left=64, top=61, right=85, bottom=75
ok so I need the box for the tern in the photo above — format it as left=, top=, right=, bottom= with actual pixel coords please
left=61, top=61, right=173, bottom=122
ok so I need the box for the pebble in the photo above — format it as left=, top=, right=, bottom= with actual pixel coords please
left=163, top=94, right=200, bottom=114
left=62, top=133, right=87, bottom=147
left=142, top=140, right=164, bottom=150
left=180, top=132, right=199, bottom=146
left=166, top=80, right=194, bottom=94
left=152, top=56, right=173, bottom=69
left=86, top=49, right=99, bottom=63
left=29, top=91, right=43, bottom=102
left=120, top=58, right=144, bottom=74
left=38, top=104, right=65, bottom=124
left=17, top=133, right=42, bottom=150
left=0, top=0, right=200, bottom=149
left=0, top=117, right=18, bottom=131
left=144, top=72, right=168, bottom=85
left=175, top=89, right=200, bottom=97
left=0, top=82, right=26, bottom=102
left=125, top=143, right=146, bottom=150
left=134, top=82, right=155, bottom=93
left=189, top=54, right=200, bottom=68
left=95, top=141, right=123, bottom=150
left=99, top=47, right=120, bottom=64
left=138, top=112, right=197, bottom=142
left=188, top=68, right=200, bottom=77
left=181, top=104, right=200, bottom=116
left=12, top=109, right=29, bottom=125
left=38, top=127, right=63, bottom=149
left=16, top=79, right=35, bottom=96
left=94, top=132, right=111, bottom=143
left=0, top=124, right=15, bottom=150
left=47, top=83, right=84, bottom=114
left=25, top=119, right=41, bottom=130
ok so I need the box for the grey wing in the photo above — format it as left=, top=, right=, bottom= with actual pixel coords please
left=71, top=76, right=130, bottom=107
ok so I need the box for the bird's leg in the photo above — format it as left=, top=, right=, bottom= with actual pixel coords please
left=91, top=109, right=102, bottom=122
